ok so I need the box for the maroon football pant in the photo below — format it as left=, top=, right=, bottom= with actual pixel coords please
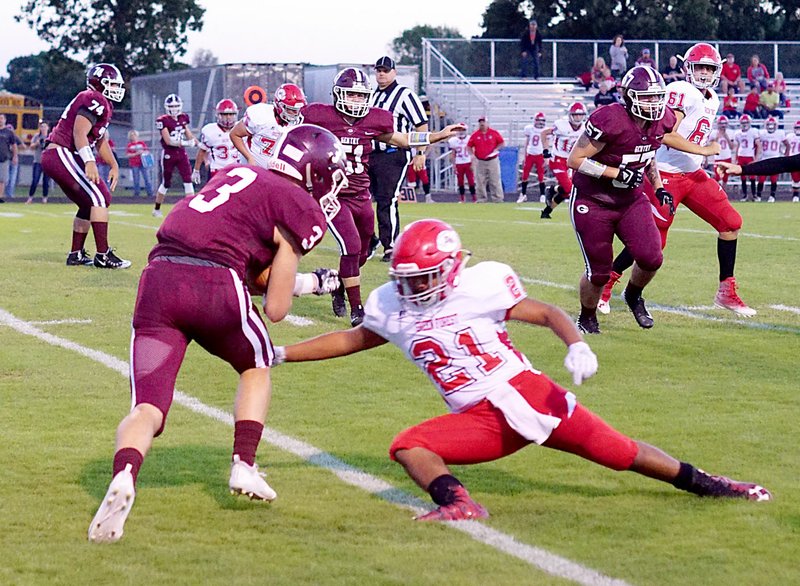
left=570, top=191, right=663, bottom=286
left=327, top=194, right=375, bottom=277
left=160, top=148, right=192, bottom=188
left=130, top=260, right=273, bottom=434
left=41, top=147, right=112, bottom=213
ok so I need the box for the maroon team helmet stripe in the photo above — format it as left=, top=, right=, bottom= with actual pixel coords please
left=55, top=146, right=106, bottom=207
left=228, top=269, right=269, bottom=368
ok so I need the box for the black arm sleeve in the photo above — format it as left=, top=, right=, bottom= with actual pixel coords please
left=740, top=153, right=800, bottom=176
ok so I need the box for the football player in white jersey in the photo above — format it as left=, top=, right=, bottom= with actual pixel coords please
left=712, top=116, right=733, bottom=190
left=540, top=103, right=586, bottom=218
left=602, top=43, right=757, bottom=317
left=230, top=83, right=307, bottom=168
left=517, top=112, right=547, bottom=203
left=783, top=120, right=800, bottom=202
left=192, top=98, right=241, bottom=185
left=447, top=126, right=476, bottom=202
left=755, top=116, right=785, bottom=202
left=733, top=114, right=760, bottom=201
left=272, top=219, right=771, bottom=521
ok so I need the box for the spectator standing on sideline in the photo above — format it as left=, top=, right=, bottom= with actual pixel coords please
left=635, top=48, right=656, bottom=68
left=41, top=63, right=131, bottom=268
left=274, top=219, right=771, bottom=522
left=126, top=130, right=154, bottom=198
left=26, top=120, right=50, bottom=204
left=661, top=55, right=685, bottom=83
left=609, top=34, right=628, bottom=79
left=720, top=53, right=746, bottom=94
left=759, top=82, right=783, bottom=119
left=519, top=19, right=543, bottom=79
left=743, top=85, right=761, bottom=118
left=368, top=56, right=429, bottom=262
left=448, top=125, right=476, bottom=203
left=0, top=114, right=19, bottom=203
left=721, top=86, right=740, bottom=119
left=3, top=122, right=23, bottom=199
left=747, top=55, right=769, bottom=91
left=467, top=116, right=505, bottom=203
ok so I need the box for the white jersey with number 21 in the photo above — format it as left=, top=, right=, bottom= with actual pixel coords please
left=656, top=80, right=720, bottom=174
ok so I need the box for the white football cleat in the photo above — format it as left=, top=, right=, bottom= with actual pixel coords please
left=229, top=454, right=277, bottom=501
left=152, top=209, right=163, bottom=218
left=88, top=464, right=136, bottom=543
left=597, top=298, right=611, bottom=315
left=539, top=194, right=546, bottom=203
left=516, top=193, right=527, bottom=204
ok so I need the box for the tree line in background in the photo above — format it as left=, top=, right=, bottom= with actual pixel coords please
left=4, top=0, right=800, bottom=106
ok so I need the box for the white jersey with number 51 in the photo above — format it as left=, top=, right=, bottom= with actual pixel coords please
left=656, top=80, right=720, bottom=173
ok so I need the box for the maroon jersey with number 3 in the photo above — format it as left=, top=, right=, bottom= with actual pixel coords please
left=302, top=103, right=394, bottom=198
left=150, top=165, right=327, bottom=280
left=573, top=103, right=676, bottom=205
left=48, top=89, right=113, bottom=150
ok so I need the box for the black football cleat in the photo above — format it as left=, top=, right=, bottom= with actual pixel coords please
left=93, top=249, right=132, bottom=269
left=540, top=206, right=552, bottom=219
left=366, top=234, right=381, bottom=261
left=576, top=314, right=601, bottom=334
left=350, top=305, right=365, bottom=327
left=331, top=281, right=347, bottom=318
left=622, top=289, right=654, bottom=329
left=66, top=249, right=95, bottom=266
left=381, top=249, right=393, bottom=263
left=688, top=469, right=772, bottom=502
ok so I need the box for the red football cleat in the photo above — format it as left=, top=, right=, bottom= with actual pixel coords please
left=714, top=277, right=756, bottom=317
left=415, top=486, right=489, bottom=521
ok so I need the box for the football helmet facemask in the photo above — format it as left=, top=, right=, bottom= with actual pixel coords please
left=534, top=112, right=547, bottom=129
left=739, top=114, right=751, bottom=131
left=274, top=83, right=307, bottom=126
left=621, top=66, right=667, bottom=121
left=86, top=63, right=125, bottom=103
left=215, top=98, right=238, bottom=130
left=332, top=68, right=372, bottom=118
left=568, top=102, right=587, bottom=127
left=683, top=43, right=722, bottom=90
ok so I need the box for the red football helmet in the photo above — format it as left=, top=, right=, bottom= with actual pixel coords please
left=765, top=116, right=778, bottom=132
left=717, top=116, right=728, bottom=128
left=274, top=83, right=307, bottom=125
left=683, top=43, right=722, bottom=90
left=86, top=63, right=125, bottom=103
left=215, top=98, right=238, bottom=130
left=390, top=219, right=469, bottom=307
left=620, top=66, right=667, bottom=121
left=332, top=68, right=372, bottom=118
left=165, top=94, right=183, bottom=117
left=739, top=114, right=751, bottom=130
left=267, top=124, right=348, bottom=222
left=534, top=112, right=546, bottom=128
left=568, top=102, right=587, bottom=126
left=794, top=120, right=800, bottom=133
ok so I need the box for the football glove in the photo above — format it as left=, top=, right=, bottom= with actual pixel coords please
left=613, top=163, right=644, bottom=189
left=181, top=138, right=196, bottom=147
left=542, top=148, right=551, bottom=159
left=272, top=346, right=286, bottom=366
left=656, top=187, right=675, bottom=216
left=191, top=169, right=201, bottom=184
left=312, top=268, right=341, bottom=295
left=564, top=341, right=598, bottom=386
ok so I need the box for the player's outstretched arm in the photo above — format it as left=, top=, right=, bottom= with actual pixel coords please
left=279, top=326, right=388, bottom=364
left=230, top=121, right=256, bottom=165
left=379, top=124, right=466, bottom=148
left=721, top=153, right=800, bottom=177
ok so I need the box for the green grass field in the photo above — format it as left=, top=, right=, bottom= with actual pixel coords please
left=1, top=198, right=798, bottom=585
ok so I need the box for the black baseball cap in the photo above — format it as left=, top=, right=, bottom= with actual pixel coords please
left=374, top=56, right=396, bottom=70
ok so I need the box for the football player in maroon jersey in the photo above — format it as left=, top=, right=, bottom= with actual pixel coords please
left=153, top=93, right=197, bottom=218
left=303, top=67, right=464, bottom=326
left=88, top=124, right=349, bottom=543
left=41, top=63, right=131, bottom=269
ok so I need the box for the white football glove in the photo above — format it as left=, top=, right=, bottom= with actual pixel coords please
left=272, top=346, right=286, bottom=367
left=191, top=169, right=201, bottom=184
left=181, top=138, right=197, bottom=148
left=563, top=341, right=598, bottom=386
left=312, top=268, right=341, bottom=295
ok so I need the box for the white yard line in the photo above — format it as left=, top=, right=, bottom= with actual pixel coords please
left=769, top=304, right=800, bottom=315
left=0, top=307, right=629, bottom=586
left=28, top=318, right=93, bottom=325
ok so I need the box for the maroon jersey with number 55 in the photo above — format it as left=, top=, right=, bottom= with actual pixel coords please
left=48, top=89, right=113, bottom=150
left=302, top=103, right=394, bottom=198
left=150, top=165, right=327, bottom=280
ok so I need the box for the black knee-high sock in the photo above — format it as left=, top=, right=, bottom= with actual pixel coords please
left=740, top=177, right=748, bottom=195
left=612, top=247, right=635, bottom=275
left=718, top=238, right=737, bottom=281
left=750, top=178, right=757, bottom=195
left=521, top=180, right=528, bottom=195
left=539, top=181, right=546, bottom=196
left=770, top=182, right=777, bottom=197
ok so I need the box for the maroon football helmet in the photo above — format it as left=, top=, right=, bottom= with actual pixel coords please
left=332, top=68, right=372, bottom=118
left=620, top=65, right=667, bottom=121
left=390, top=219, right=469, bottom=307
left=215, top=98, right=238, bottom=130
left=268, top=124, right=348, bottom=221
left=86, top=63, right=125, bottom=103
left=274, top=83, right=307, bottom=125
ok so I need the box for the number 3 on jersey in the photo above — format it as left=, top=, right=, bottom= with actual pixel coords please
left=188, top=167, right=257, bottom=213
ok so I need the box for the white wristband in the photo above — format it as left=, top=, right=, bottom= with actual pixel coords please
left=78, top=146, right=96, bottom=163
left=292, top=273, right=316, bottom=297
left=578, top=158, right=607, bottom=178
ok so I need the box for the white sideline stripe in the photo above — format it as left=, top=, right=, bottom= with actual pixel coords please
left=769, top=304, right=800, bottom=315
left=29, top=318, right=93, bottom=325
left=521, top=278, right=800, bottom=335
left=284, top=314, right=314, bottom=326
left=0, top=306, right=630, bottom=586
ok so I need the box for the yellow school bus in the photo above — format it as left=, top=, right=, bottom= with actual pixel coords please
left=0, top=90, right=44, bottom=145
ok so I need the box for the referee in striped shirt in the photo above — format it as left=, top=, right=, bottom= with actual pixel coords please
left=368, top=56, right=429, bottom=262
